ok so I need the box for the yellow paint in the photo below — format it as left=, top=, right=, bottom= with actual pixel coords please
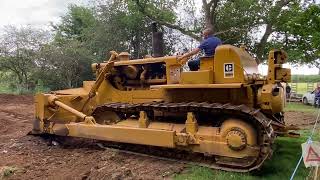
left=33, top=45, right=291, bottom=161
left=180, top=70, right=213, bottom=84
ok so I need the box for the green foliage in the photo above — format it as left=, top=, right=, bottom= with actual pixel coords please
left=0, top=83, right=11, bottom=94
left=54, top=5, right=97, bottom=42
left=291, top=75, right=320, bottom=83
left=86, top=0, right=176, bottom=60
left=129, top=0, right=177, bottom=23
left=293, top=4, right=319, bottom=62
left=35, top=39, right=94, bottom=90
left=132, top=0, right=318, bottom=64
left=215, top=0, right=261, bottom=45
left=0, top=26, right=49, bottom=91
left=88, top=1, right=153, bottom=59
left=34, top=80, right=50, bottom=93
left=273, top=3, right=320, bottom=65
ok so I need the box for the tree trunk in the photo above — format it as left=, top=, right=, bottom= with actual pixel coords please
left=256, top=23, right=273, bottom=62
left=202, top=0, right=218, bottom=31
left=203, top=0, right=213, bottom=29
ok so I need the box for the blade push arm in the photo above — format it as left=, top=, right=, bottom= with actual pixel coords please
left=88, top=51, right=118, bottom=98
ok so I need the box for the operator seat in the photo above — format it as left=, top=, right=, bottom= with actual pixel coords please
left=180, top=55, right=215, bottom=84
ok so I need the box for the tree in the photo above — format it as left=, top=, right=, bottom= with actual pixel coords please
left=274, top=4, right=320, bottom=71
left=87, top=1, right=153, bottom=59
left=132, top=0, right=315, bottom=62
left=132, top=0, right=198, bottom=39
left=53, top=5, right=97, bottom=42
left=54, top=2, right=166, bottom=60
left=36, top=39, right=94, bottom=90
left=44, top=5, right=97, bottom=90
left=81, top=0, right=175, bottom=60
left=0, top=26, right=49, bottom=90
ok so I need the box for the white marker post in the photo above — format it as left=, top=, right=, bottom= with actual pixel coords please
left=314, top=166, right=319, bottom=180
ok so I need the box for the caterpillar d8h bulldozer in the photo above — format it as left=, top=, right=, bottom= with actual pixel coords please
left=32, top=27, right=293, bottom=172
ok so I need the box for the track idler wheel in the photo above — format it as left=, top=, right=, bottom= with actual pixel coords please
left=216, top=119, right=259, bottom=168
left=226, top=128, right=247, bottom=151
left=220, top=119, right=257, bottom=149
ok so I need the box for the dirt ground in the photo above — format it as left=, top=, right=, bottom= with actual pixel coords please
left=0, top=94, right=316, bottom=180
left=0, top=95, right=185, bottom=180
left=285, top=111, right=317, bottom=127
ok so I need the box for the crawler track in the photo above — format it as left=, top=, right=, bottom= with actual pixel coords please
left=92, top=102, right=276, bottom=172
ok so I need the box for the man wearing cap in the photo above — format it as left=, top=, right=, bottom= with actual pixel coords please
left=178, top=28, right=222, bottom=71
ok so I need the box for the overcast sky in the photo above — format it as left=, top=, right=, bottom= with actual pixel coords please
left=0, top=0, right=318, bottom=75
left=0, top=0, right=90, bottom=29
left=2, top=0, right=318, bottom=29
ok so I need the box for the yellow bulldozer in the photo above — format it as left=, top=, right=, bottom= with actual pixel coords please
left=32, top=27, right=293, bottom=172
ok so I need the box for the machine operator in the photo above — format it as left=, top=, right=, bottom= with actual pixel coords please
left=178, top=28, right=222, bottom=71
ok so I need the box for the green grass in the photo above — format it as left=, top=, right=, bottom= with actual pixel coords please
left=0, top=83, right=12, bottom=94
left=0, top=83, right=49, bottom=95
left=285, top=102, right=318, bottom=113
left=174, top=135, right=312, bottom=180
left=174, top=104, right=319, bottom=180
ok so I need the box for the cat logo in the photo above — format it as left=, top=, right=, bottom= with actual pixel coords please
left=224, top=63, right=234, bottom=78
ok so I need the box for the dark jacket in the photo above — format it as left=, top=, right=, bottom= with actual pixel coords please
left=315, top=89, right=320, bottom=98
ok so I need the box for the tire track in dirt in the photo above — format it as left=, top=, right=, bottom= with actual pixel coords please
left=0, top=94, right=185, bottom=180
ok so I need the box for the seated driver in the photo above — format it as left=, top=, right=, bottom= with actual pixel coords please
left=178, top=28, right=222, bottom=71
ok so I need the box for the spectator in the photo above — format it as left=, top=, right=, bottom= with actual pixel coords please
left=286, top=83, right=291, bottom=99
left=314, top=85, right=320, bottom=107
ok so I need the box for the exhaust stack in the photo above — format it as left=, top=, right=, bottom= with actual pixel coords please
left=151, top=22, right=164, bottom=57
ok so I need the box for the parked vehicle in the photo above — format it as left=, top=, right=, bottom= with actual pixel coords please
left=302, top=91, right=315, bottom=105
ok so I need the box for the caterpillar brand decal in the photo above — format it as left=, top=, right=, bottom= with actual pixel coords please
left=224, top=63, right=234, bottom=78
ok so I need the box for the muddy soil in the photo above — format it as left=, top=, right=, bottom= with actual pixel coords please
left=0, top=94, right=316, bottom=179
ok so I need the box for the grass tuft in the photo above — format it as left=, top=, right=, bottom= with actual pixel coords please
left=174, top=103, right=319, bottom=179
left=285, top=102, right=318, bottom=113
left=174, top=135, right=310, bottom=180
left=0, top=166, right=18, bottom=178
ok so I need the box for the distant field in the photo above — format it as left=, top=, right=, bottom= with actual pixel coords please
left=285, top=102, right=318, bottom=113
left=289, top=82, right=317, bottom=95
